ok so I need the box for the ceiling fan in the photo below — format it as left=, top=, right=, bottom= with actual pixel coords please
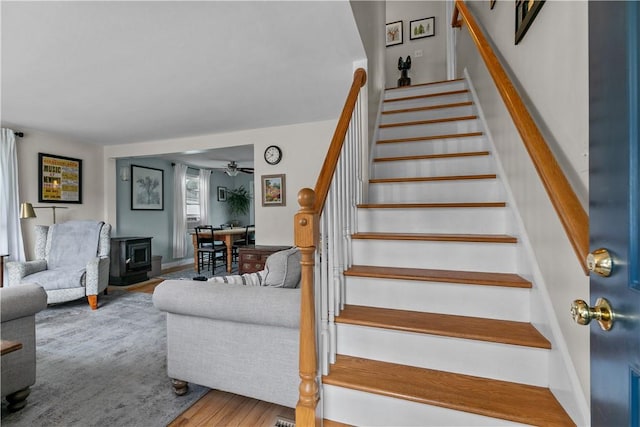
left=223, top=161, right=254, bottom=176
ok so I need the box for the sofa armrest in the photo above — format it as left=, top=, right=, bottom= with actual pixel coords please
left=153, top=280, right=300, bottom=329
left=0, top=284, right=48, bottom=322
left=6, top=260, right=47, bottom=286
left=85, top=256, right=109, bottom=295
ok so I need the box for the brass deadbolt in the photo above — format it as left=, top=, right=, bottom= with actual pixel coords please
left=586, top=248, right=613, bottom=277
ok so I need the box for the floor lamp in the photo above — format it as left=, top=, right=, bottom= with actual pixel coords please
left=20, top=202, right=68, bottom=224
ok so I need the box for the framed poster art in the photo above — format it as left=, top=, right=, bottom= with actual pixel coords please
left=38, top=153, right=82, bottom=203
left=131, top=165, right=164, bottom=210
left=386, top=21, right=403, bottom=47
left=261, top=174, right=286, bottom=207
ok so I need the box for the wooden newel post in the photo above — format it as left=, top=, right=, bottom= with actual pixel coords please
left=295, top=188, right=320, bottom=427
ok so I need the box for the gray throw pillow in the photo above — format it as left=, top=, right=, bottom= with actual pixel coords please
left=263, top=247, right=301, bottom=288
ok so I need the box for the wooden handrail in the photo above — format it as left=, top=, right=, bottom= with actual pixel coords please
left=313, top=68, right=367, bottom=213
left=294, top=68, right=367, bottom=426
left=453, top=0, right=589, bottom=274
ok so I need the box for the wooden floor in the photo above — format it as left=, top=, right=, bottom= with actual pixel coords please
left=116, top=267, right=349, bottom=427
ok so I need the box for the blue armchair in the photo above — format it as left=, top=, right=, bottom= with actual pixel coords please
left=6, top=221, right=111, bottom=310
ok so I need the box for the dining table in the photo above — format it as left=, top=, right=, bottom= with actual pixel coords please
left=190, top=227, right=255, bottom=273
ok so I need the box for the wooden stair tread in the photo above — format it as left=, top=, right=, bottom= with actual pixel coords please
left=383, top=89, right=469, bottom=103
left=385, top=78, right=465, bottom=91
left=345, top=265, right=531, bottom=288
left=377, top=131, right=483, bottom=144
left=382, top=101, right=473, bottom=115
left=374, top=151, right=489, bottom=162
left=323, top=355, right=574, bottom=426
left=337, top=305, right=550, bottom=349
left=352, top=232, right=517, bottom=243
left=369, top=174, right=496, bottom=184
left=379, top=115, right=477, bottom=129
left=357, top=202, right=506, bottom=209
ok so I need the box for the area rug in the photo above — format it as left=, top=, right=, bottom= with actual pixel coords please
left=0, top=290, right=208, bottom=427
left=159, top=263, right=239, bottom=280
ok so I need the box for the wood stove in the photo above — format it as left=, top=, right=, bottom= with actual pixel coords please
left=109, top=236, right=152, bottom=285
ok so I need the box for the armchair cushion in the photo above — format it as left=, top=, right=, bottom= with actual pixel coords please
left=46, top=220, right=103, bottom=270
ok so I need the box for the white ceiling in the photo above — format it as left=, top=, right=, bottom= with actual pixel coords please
left=1, top=1, right=366, bottom=161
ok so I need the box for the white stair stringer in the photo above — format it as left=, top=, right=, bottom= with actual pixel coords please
left=375, top=135, right=488, bottom=157
left=344, top=276, right=530, bottom=322
left=336, top=324, right=548, bottom=386
left=384, top=79, right=467, bottom=100
left=351, top=239, right=519, bottom=273
left=357, top=206, right=514, bottom=234
left=383, top=92, right=473, bottom=110
left=378, top=118, right=482, bottom=140
left=380, top=103, right=475, bottom=124
left=372, top=153, right=495, bottom=178
left=368, top=179, right=504, bottom=203
left=323, top=385, right=527, bottom=427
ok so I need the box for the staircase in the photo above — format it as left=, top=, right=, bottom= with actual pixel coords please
left=320, top=79, right=575, bottom=426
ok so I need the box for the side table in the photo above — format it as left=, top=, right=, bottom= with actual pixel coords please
left=238, top=245, right=291, bottom=274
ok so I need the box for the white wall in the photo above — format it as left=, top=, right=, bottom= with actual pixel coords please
left=16, top=128, right=106, bottom=259
left=455, top=0, right=590, bottom=415
left=104, top=120, right=335, bottom=247
left=350, top=0, right=386, bottom=142
left=385, top=1, right=448, bottom=88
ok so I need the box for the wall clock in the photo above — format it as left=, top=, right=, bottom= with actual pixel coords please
left=264, top=145, right=283, bottom=165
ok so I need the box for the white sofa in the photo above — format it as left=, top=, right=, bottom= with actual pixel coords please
left=152, top=247, right=301, bottom=408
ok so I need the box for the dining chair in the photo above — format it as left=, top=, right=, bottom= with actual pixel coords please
left=194, top=226, right=225, bottom=274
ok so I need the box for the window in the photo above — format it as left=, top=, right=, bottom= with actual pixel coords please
left=185, top=170, right=200, bottom=226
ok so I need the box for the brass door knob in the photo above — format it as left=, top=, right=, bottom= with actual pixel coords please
left=570, top=297, right=614, bottom=331
left=586, top=248, right=612, bottom=277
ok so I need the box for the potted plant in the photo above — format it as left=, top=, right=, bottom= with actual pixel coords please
left=226, top=186, right=250, bottom=226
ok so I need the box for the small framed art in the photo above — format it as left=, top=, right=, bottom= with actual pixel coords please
left=217, top=186, right=227, bottom=202
left=131, top=165, right=164, bottom=210
left=410, top=17, right=435, bottom=40
left=261, top=174, right=286, bottom=207
left=386, top=21, right=403, bottom=47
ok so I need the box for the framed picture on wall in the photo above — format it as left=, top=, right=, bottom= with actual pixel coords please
left=131, top=165, right=164, bottom=210
left=515, top=0, right=545, bottom=44
left=386, top=21, right=403, bottom=47
left=38, top=153, right=82, bottom=203
left=410, top=17, right=435, bottom=40
left=217, top=186, right=227, bottom=202
left=261, top=174, right=286, bottom=207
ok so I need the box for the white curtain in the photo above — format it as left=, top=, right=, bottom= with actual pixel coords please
left=199, top=169, right=212, bottom=226
left=172, top=163, right=188, bottom=258
left=0, top=128, right=26, bottom=263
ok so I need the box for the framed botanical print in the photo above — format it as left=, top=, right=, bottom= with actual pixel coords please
left=131, top=165, right=164, bottom=210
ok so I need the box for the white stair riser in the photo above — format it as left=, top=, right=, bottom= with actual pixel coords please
left=383, top=92, right=471, bottom=110
left=357, top=207, right=512, bottom=234
left=384, top=81, right=467, bottom=100
left=323, top=385, right=527, bottom=427
left=372, top=155, right=494, bottom=178
left=336, top=325, right=547, bottom=386
left=375, top=136, right=488, bottom=157
left=379, top=119, right=481, bottom=140
left=368, top=180, right=505, bottom=203
left=345, top=276, right=530, bottom=322
left=351, top=240, right=519, bottom=273
left=381, top=104, right=475, bottom=124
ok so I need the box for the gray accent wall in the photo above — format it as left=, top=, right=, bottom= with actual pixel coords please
left=115, top=159, right=255, bottom=264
